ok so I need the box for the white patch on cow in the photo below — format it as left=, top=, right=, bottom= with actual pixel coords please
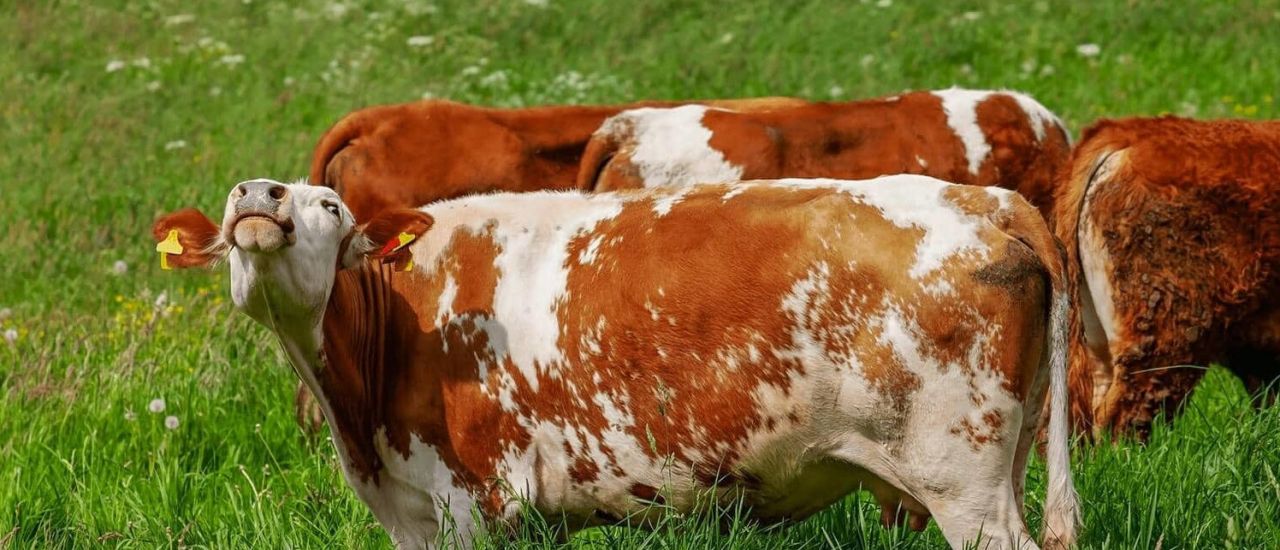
left=915, top=155, right=928, bottom=169
left=436, top=274, right=457, bottom=324
left=721, top=184, right=750, bottom=202
left=360, top=428, right=477, bottom=550
left=1007, top=91, right=1067, bottom=143
left=578, top=234, right=605, bottom=265
left=417, top=191, right=628, bottom=390
left=1079, top=153, right=1124, bottom=350
left=933, top=88, right=992, bottom=176
left=652, top=186, right=696, bottom=216
left=600, top=105, right=744, bottom=193
left=986, top=186, right=1013, bottom=210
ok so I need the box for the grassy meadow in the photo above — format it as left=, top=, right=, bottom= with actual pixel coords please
left=3, top=0, right=1280, bottom=547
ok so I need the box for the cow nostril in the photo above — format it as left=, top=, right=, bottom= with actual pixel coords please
left=234, top=184, right=247, bottom=198
left=268, top=185, right=287, bottom=201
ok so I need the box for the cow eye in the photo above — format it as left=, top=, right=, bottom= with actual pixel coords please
left=323, top=202, right=340, bottom=217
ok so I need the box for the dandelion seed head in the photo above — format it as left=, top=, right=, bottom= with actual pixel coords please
left=165, top=416, right=180, bottom=430
left=149, top=398, right=166, bottom=413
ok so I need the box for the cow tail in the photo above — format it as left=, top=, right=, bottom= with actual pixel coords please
left=1042, top=254, right=1080, bottom=549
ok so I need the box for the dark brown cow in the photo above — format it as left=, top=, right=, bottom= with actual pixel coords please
left=1055, top=116, right=1280, bottom=438
left=309, top=97, right=806, bottom=222
left=577, top=88, right=1071, bottom=219
left=157, top=176, right=1079, bottom=549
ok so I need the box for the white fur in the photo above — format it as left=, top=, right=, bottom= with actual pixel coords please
left=597, top=106, right=744, bottom=195
left=933, top=88, right=993, bottom=176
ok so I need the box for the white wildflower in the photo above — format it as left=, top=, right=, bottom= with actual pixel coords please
left=523, top=0, right=548, bottom=7
left=718, top=32, right=734, bottom=45
left=962, top=11, right=981, bottom=21
left=106, top=60, right=126, bottom=73
left=406, top=3, right=439, bottom=16
left=326, top=3, right=350, bottom=18
left=164, top=140, right=188, bottom=151
left=875, top=0, right=892, bottom=7
left=406, top=35, right=435, bottom=47
left=1076, top=43, right=1101, bottom=58
left=148, top=398, right=166, bottom=413
left=146, top=80, right=161, bottom=92
left=859, top=54, right=876, bottom=68
left=113, top=260, right=128, bottom=275
left=959, top=63, right=973, bottom=75
left=164, top=14, right=196, bottom=26
left=1020, top=59, right=1037, bottom=74
left=124, top=409, right=137, bottom=421
left=164, top=416, right=180, bottom=430
left=154, top=292, right=168, bottom=310
left=460, top=65, right=481, bottom=77
left=1040, top=64, right=1056, bottom=76
left=131, top=57, right=152, bottom=69
left=218, top=54, right=245, bottom=66
left=209, top=86, right=222, bottom=97
left=283, top=76, right=296, bottom=86
left=828, top=85, right=845, bottom=98
left=3, top=329, right=16, bottom=345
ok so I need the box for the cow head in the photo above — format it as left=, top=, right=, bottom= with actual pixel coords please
left=153, top=179, right=433, bottom=332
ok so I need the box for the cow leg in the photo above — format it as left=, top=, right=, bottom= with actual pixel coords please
left=295, top=382, right=326, bottom=434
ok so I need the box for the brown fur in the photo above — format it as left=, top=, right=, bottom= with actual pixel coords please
left=309, top=97, right=806, bottom=222
left=578, top=91, right=1071, bottom=219
left=1053, top=116, right=1280, bottom=438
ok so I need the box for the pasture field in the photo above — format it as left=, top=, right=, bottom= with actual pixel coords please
left=3, top=0, right=1280, bottom=547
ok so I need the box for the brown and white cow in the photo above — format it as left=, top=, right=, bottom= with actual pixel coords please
left=156, top=176, right=1079, bottom=549
left=310, top=97, right=806, bottom=222
left=1054, top=116, right=1280, bottom=439
left=296, top=96, right=806, bottom=430
left=577, top=88, right=1071, bottom=219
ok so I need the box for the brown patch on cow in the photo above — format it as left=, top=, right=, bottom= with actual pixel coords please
left=581, top=90, right=1069, bottom=216
left=973, top=94, right=1071, bottom=219
left=1052, top=116, right=1280, bottom=438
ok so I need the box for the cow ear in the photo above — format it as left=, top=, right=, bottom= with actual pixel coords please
left=343, top=209, right=434, bottom=270
left=153, top=208, right=227, bottom=270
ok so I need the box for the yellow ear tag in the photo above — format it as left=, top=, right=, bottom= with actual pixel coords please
left=156, top=229, right=184, bottom=270
left=393, top=232, right=416, bottom=252
left=400, top=257, right=414, bottom=272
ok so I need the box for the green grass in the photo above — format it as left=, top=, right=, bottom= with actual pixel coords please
left=2, top=0, right=1280, bottom=547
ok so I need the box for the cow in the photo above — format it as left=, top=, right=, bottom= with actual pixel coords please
left=576, top=88, right=1071, bottom=219
left=155, top=176, right=1079, bottom=549
left=294, top=96, right=807, bottom=431
left=309, top=97, right=807, bottom=222
left=1054, top=116, right=1280, bottom=439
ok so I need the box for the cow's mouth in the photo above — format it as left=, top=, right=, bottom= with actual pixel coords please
left=229, top=212, right=296, bottom=253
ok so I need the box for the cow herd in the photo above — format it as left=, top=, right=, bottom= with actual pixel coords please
left=152, top=88, right=1280, bottom=549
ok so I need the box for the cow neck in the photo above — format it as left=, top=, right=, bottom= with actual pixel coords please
left=314, top=260, right=398, bottom=483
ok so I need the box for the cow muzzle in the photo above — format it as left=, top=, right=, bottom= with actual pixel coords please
left=228, top=180, right=296, bottom=253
